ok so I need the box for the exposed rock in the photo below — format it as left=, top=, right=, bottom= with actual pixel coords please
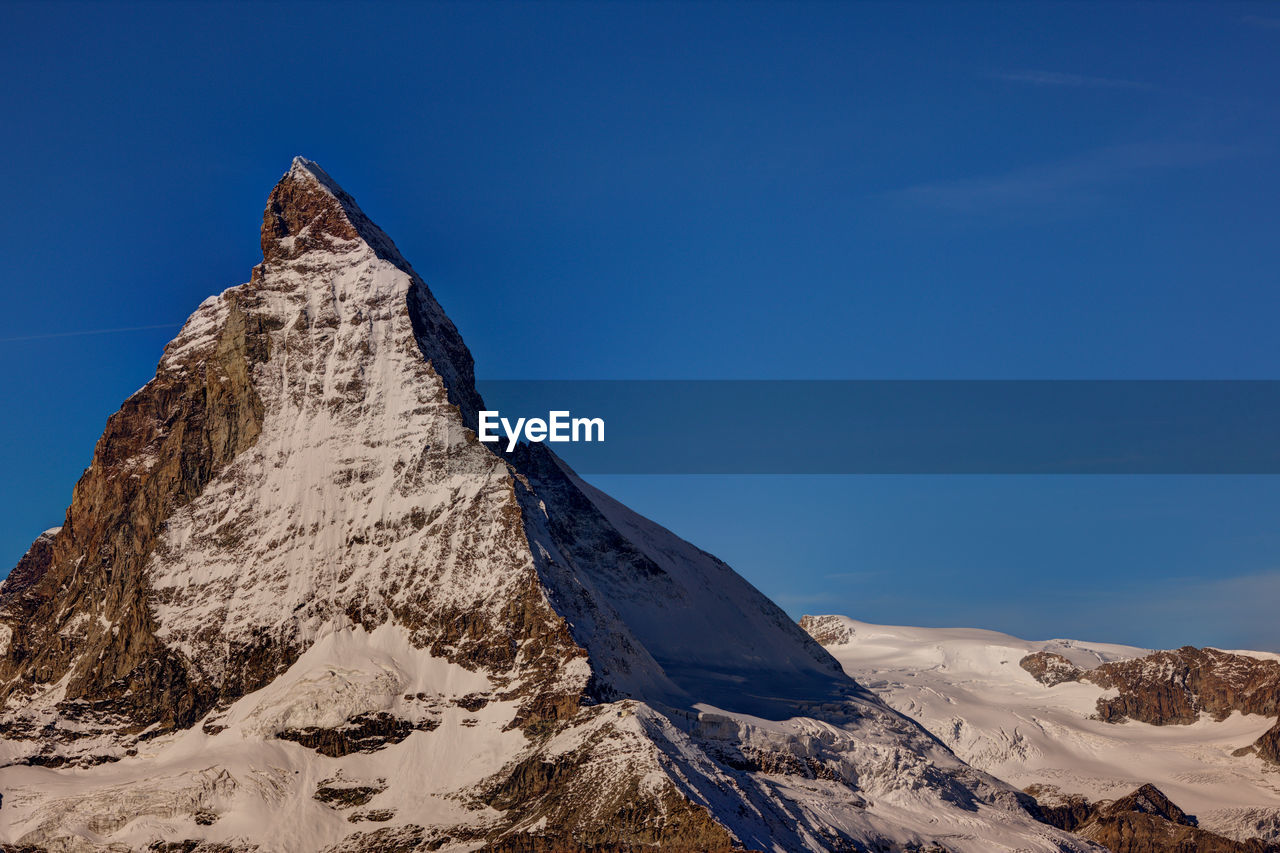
left=277, top=711, right=438, bottom=757
left=1026, top=784, right=1096, bottom=832
left=314, top=777, right=387, bottom=809
left=260, top=164, right=362, bottom=263
left=1026, top=783, right=1280, bottom=853
left=0, top=528, right=58, bottom=608
left=147, top=843, right=257, bottom=853
left=1079, top=811, right=1278, bottom=853
left=1019, top=647, right=1280, bottom=762
left=1102, top=784, right=1196, bottom=826
left=1021, top=651, right=1086, bottom=687
left=458, top=692, right=491, bottom=712
left=1254, top=717, right=1280, bottom=764
left=0, top=282, right=270, bottom=747
left=318, top=825, right=438, bottom=853
left=477, top=710, right=746, bottom=852
left=798, top=614, right=856, bottom=647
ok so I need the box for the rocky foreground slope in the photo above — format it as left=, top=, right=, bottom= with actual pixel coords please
left=802, top=615, right=1280, bottom=852
left=0, top=160, right=1097, bottom=852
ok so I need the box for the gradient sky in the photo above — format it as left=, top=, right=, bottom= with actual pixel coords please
left=2, top=1, right=1279, bottom=650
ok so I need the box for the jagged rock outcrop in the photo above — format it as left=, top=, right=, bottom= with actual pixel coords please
left=1020, top=647, right=1280, bottom=762
left=0, top=529, right=57, bottom=606
left=0, top=158, right=1101, bottom=852
left=797, top=614, right=855, bottom=647
left=1027, top=785, right=1097, bottom=833
left=1253, top=718, right=1280, bottom=763
left=1027, top=784, right=1280, bottom=853
left=1019, top=651, right=1087, bottom=687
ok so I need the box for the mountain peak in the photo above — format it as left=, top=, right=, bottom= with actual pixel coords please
left=285, top=156, right=356, bottom=206
left=260, top=156, right=406, bottom=268
left=0, top=163, right=1096, bottom=853
left=287, top=154, right=323, bottom=179
left=257, top=157, right=484, bottom=425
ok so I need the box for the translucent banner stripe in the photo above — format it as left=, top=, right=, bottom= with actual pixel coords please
left=473, top=381, right=1280, bottom=474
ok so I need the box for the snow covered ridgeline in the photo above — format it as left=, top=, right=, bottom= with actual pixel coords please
left=0, top=159, right=1101, bottom=852
left=802, top=614, right=1280, bottom=846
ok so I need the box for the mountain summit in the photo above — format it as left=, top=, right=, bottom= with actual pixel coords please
left=0, top=161, right=1096, bottom=852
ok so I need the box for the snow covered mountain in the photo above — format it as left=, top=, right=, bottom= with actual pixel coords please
left=802, top=615, right=1280, bottom=848
left=0, top=160, right=1097, bottom=852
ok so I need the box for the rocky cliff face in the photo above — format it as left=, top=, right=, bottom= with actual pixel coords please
left=1020, top=648, right=1280, bottom=761
left=0, top=285, right=269, bottom=749
left=0, top=159, right=1100, bottom=853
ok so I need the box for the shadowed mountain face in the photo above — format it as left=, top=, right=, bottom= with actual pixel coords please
left=0, top=160, right=1098, bottom=852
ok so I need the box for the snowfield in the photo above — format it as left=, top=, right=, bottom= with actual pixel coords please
left=808, top=615, right=1280, bottom=843
left=0, top=624, right=528, bottom=851
left=0, top=619, right=1099, bottom=852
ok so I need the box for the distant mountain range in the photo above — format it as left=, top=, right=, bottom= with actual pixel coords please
left=802, top=615, right=1280, bottom=851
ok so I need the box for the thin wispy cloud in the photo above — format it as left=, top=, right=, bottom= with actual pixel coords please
left=0, top=323, right=178, bottom=344
left=890, top=140, right=1237, bottom=214
left=1096, top=569, right=1280, bottom=652
left=772, top=591, right=838, bottom=608
left=824, top=571, right=883, bottom=583
left=992, top=70, right=1153, bottom=90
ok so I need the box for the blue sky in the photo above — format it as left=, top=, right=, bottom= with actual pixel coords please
left=2, top=1, right=1279, bottom=649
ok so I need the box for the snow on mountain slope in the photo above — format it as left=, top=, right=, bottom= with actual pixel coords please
left=0, top=159, right=1100, bottom=852
left=1, top=624, right=529, bottom=851
left=804, top=615, right=1280, bottom=844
